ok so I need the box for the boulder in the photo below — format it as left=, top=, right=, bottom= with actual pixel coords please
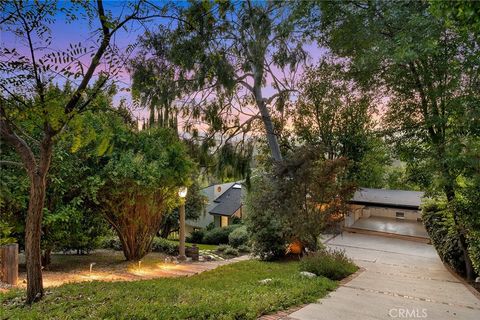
left=299, top=271, right=317, bottom=278
left=259, top=278, right=273, bottom=284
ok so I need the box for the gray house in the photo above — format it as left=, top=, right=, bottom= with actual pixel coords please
left=209, top=183, right=243, bottom=228
left=185, top=182, right=243, bottom=235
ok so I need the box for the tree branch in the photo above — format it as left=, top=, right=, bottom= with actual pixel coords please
left=0, top=105, right=37, bottom=174
left=0, top=160, right=24, bottom=167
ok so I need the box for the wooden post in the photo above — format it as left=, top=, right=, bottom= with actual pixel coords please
left=178, top=202, right=186, bottom=261
left=0, top=243, right=19, bottom=285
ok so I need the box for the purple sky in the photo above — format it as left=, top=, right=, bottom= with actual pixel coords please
left=1, top=1, right=326, bottom=123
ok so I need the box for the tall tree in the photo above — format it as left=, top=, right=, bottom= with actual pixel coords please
left=317, top=0, right=480, bottom=279
left=138, top=1, right=309, bottom=162
left=292, top=61, right=389, bottom=186
left=0, top=0, right=170, bottom=303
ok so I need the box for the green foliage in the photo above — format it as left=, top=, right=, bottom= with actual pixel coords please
left=467, top=231, right=480, bottom=276
left=454, top=175, right=480, bottom=275
left=317, top=0, right=480, bottom=279
left=223, top=247, right=239, bottom=257
left=430, top=0, right=480, bottom=34
left=422, top=201, right=465, bottom=274
left=186, top=229, right=205, bottom=244
left=237, top=244, right=251, bottom=253
left=0, top=260, right=337, bottom=319
left=0, top=85, right=122, bottom=255
left=99, top=236, right=123, bottom=251
left=151, top=237, right=179, bottom=256
left=228, top=225, right=249, bottom=248
left=216, top=244, right=229, bottom=252
left=202, top=225, right=240, bottom=245
left=245, top=174, right=289, bottom=261
left=293, top=61, right=389, bottom=187
left=96, top=127, right=195, bottom=260
left=246, top=147, right=355, bottom=260
left=158, top=182, right=207, bottom=238
left=0, top=221, right=16, bottom=246
left=205, top=222, right=215, bottom=231
left=300, top=249, right=358, bottom=280
left=384, top=166, right=423, bottom=191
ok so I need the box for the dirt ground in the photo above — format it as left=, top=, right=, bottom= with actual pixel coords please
left=10, top=249, right=244, bottom=289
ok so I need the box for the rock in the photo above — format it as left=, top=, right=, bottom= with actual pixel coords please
left=475, top=277, right=480, bottom=283
left=299, top=271, right=317, bottom=278
left=259, top=278, right=273, bottom=284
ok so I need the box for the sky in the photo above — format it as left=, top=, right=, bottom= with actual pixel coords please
left=1, top=1, right=326, bottom=127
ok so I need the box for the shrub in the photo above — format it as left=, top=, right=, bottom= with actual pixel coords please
left=422, top=201, right=465, bottom=274
left=237, top=244, right=251, bottom=253
left=100, top=236, right=123, bottom=251
left=300, top=249, right=357, bottom=280
left=467, top=230, right=480, bottom=275
left=217, top=244, right=229, bottom=252
left=223, top=247, right=239, bottom=256
left=151, top=237, right=179, bottom=255
left=187, top=230, right=205, bottom=244
left=228, top=225, right=249, bottom=248
left=206, top=222, right=215, bottom=231
left=245, top=175, right=288, bottom=260
left=203, top=225, right=239, bottom=245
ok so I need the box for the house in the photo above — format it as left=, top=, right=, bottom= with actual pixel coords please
left=185, top=182, right=243, bottom=235
left=344, top=188, right=429, bottom=241
left=209, top=183, right=243, bottom=227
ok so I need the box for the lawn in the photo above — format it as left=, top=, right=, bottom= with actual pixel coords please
left=167, top=239, right=218, bottom=251
left=0, top=260, right=337, bottom=320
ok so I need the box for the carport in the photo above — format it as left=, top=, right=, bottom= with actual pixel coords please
left=344, top=188, right=429, bottom=242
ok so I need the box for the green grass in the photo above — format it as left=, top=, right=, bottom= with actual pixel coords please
left=167, top=239, right=218, bottom=251
left=0, top=260, right=337, bottom=320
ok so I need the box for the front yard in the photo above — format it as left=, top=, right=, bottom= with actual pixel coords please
left=1, top=260, right=337, bottom=319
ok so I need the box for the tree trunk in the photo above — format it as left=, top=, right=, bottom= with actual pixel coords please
left=25, top=136, right=53, bottom=304
left=253, top=70, right=283, bottom=162
left=25, top=173, right=47, bottom=304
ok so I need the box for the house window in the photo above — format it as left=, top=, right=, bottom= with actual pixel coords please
left=396, top=212, right=405, bottom=219
left=221, top=216, right=229, bottom=227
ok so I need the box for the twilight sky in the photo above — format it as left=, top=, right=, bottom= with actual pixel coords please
left=1, top=1, right=325, bottom=125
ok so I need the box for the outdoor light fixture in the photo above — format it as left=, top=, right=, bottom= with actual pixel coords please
left=178, top=186, right=188, bottom=198
left=89, top=262, right=96, bottom=273
left=178, top=186, right=188, bottom=261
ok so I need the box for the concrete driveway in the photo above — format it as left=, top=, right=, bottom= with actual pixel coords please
left=289, top=233, right=480, bottom=320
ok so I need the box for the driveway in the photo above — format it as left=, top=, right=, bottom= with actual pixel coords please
left=289, top=233, right=480, bottom=320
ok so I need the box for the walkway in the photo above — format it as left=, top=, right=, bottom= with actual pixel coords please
left=14, top=251, right=249, bottom=289
left=289, top=233, right=480, bottom=320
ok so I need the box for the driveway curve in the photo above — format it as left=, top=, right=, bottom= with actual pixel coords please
left=289, top=233, right=480, bottom=320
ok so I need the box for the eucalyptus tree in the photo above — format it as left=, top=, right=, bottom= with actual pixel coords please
left=129, top=34, right=183, bottom=130
left=137, top=0, right=309, bottom=162
left=0, top=0, right=171, bottom=303
left=315, top=0, right=480, bottom=279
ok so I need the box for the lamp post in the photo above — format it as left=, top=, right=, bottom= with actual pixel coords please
left=178, top=186, right=188, bottom=261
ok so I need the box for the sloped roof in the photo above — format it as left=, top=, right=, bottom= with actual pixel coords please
left=209, top=184, right=242, bottom=216
left=350, top=188, right=425, bottom=209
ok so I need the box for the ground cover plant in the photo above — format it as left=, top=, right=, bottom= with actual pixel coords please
left=300, top=249, right=358, bottom=280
